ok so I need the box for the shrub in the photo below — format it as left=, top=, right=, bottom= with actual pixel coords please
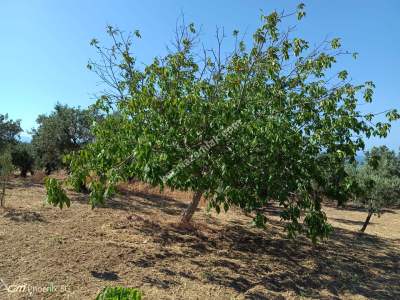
left=45, top=178, right=70, bottom=209
left=95, top=287, right=142, bottom=300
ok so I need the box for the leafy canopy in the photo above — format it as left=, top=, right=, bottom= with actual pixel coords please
left=348, top=146, right=400, bottom=212
left=11, top=142, right=35, bottom=177
left=0, top=114, right=21, bottom=151
left=45, top=178, right=70, bottom=209
left=53, top=4, right=398, bottom=242
left=31, top=103, right=95, bottom=174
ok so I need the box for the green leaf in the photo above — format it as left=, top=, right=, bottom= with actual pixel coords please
left=45, top=178, right=70, bottom=209
left=134, top=30, right=141, bottom=38
left=96, top=287, right=142, bottom=300
left=331, top=38, right=341, bottom=49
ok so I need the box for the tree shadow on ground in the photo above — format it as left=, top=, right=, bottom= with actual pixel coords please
left=117, top=201, right=399, bottom=299
left=21, top=178, right=397, bottom=299
left=7, top=177, right=44, bottom=190
left=331, top=217, right=371, bottom=226
left=71, top=186, right=190, bottom=218
left=91, top=271, right=120, bottom=281
left=323, top=201, right=397, bottom=214
left=118, top=189, right=188, bottom=215
left=142, top=276, right=178, bottom=289
left=2, top=208, right=46, bottom=223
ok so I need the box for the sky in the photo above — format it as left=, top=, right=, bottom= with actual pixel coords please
left=0, top=0, right=399, bottom=149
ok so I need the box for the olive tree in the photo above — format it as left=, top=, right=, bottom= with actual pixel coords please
left=11, top=142, right=35, bottom=177
left=47, top=4, right=398, bottom=242
left=32, top=103, right=94, bottom=174
left=347, top=146, right=400, bottom=232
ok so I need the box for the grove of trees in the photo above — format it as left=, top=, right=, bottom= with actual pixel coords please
left=0, top=105, right=95, bottom=205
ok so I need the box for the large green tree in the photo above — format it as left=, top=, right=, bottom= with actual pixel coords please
left=32, top=103, right=94, bottom=174
left=48, top=4, right=399, bottom=242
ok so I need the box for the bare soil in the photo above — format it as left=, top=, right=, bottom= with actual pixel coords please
left=0, top=175, right=399, bottom=299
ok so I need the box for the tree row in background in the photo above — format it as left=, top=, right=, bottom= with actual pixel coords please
left=1, top=104, right=94, bottom=175
left=0, top=104, right=95, bottom=205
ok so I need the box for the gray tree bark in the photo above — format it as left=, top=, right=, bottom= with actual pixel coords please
left=360, top=210, right=373, bottom=233
left=180, top=191, right=203, bottom=224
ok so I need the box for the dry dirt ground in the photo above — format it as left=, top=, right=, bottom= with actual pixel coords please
left=0, top=175, right=399, bottom=299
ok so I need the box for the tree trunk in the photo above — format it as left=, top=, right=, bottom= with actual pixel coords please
left=78, top=182, right=89, bottom=194
left=180, top=191, right=203, bottom=224
left=360, top=210, right=373, bottom=233
left=0, top=179, right=6, bottom=207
